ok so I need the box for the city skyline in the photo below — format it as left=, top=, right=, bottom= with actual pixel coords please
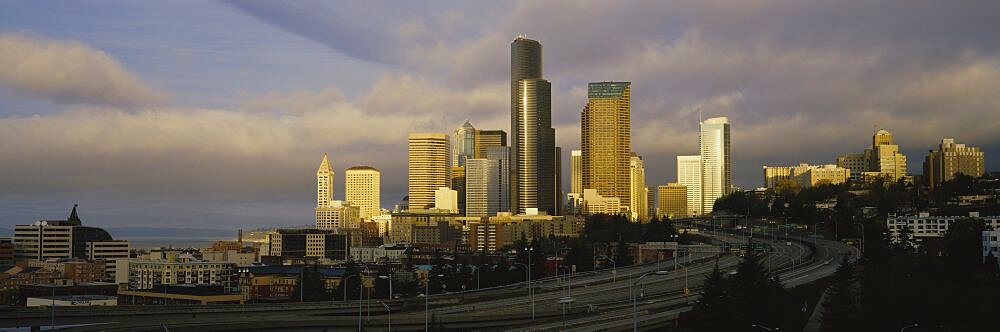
left=3, top=1, right=1000, bottom=229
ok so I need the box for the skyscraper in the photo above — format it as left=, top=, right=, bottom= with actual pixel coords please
left=475, top=130, right=507, bottom=159
left=658, top=183, right=688, bottom=219
left=629, top=153, right=647, bottom=222
left=466, top=158, right=500, bottom=217
left=677, top=155, right=702, bottom=216
left=408, top=133, right=450, bottom=211
left=344, top=166, right=380, bottom=220
left=316, top=154, right=334, bottom=208
left=581, top=82, right=632, bottom=210
left=454, top=121, right=476, bottom=167
left=487, top=146, right=511, bottom=213
left=510, top=35, right=557, bottom=214
left=451, top=165, right=466, bottom=215
left=700, top=117, right=731, bottom=214
left=570, top=150, right=582, bottom=194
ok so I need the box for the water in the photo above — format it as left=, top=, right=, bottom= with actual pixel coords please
left=124, top=236, right=223, bottom=249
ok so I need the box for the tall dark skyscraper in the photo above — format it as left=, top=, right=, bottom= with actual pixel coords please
left=510, top=35, right=557, bottom=214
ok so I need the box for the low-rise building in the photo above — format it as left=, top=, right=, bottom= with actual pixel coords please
left=388, top=210, right=462, bottom=245
left=887, top=212, right=1000, bottom=243
left=26, top=294, right=117, bottom=307
left=349, top=243, right=411, bottom=263
left=316, top=200, right=361, bottom=230
left=581, top=189, right=622, bottom=215
left=128, top=259, right=238, bottom=293
left=763, top=163, right=850, bottom=189
left=266, top=229, right=352, bottom=262
left=118, top=284, right=242, bottom=305
left=984, top=230, right=1000, bottom=267
left=237, top=266, right=347, bottom=302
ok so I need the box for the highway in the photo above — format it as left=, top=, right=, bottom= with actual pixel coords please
left=0, top=224, right=858, bottom=331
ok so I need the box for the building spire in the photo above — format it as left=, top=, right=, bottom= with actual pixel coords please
left=68, top=204, right=81, bottom=224
left=317, top=153, right=332, bottom=173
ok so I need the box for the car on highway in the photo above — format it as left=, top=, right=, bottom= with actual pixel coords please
left=786, top=241, right=792, bottom=246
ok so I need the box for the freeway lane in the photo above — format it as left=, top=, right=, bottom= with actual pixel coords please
left=0, top=229, right=852, bottom=331
left=527, top=231, right=858, bottom=331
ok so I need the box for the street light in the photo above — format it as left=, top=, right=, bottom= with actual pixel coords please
left=599, top=254, right=617, bottom=282
left=378, top=274, right=393, bottom=300
left=424, top=273, right=445, bottom=332
left=900, top=323, right=919, bottom=332
left=512, top=261, right=534, bottom=320
left=632, top=271, right=669, bottom=331
left=524, top=246, right=535, bottom=320
left=342, top=274, right=359, bottom=303
left=751, top=324, right=780, bottom=331
left=378, top=301, right=391, bottom=332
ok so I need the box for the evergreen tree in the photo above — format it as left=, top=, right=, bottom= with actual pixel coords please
left=615, top=240, right=634, bottom=267
left=690, top=262, right=732, bottom=331
left=292, top=264, right=329, bottom=302
left=821, top=254, right=858, bottom=331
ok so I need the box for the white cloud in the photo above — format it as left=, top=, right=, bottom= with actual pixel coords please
left=0, top=33, right=166, bottom=106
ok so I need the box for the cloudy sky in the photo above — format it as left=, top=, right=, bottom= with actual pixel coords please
left=2, top=0, right=999, bottom=231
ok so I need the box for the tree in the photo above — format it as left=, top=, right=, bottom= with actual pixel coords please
left=821, top=254, right=858, bottom=331
left=615, top=240, right=633, bottom=267
left=337, top=261, right=364, bottom=301
left=689, top=262, right=732, bottom=331
left=293, top=264, right=330, bottom=302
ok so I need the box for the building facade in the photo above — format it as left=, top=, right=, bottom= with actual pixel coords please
left=453, top=120, right=476, bottom=167
left=128, top=259, right=238, bottom=293
left=677, top=155, right=702, bottom=216
left=700, top=117, right=731, bottom=214
left=474, top=129, right=507, bottom=159
left=658, top=183, right=688, bottom=219
left=581, top=82, right=632, bottom=211
left=581, top=189, right=622, bottom=215
left=486, top=146, right=511, bottom=213
left=629, top=153, right=647, bottom=222
left=570, top=150, right=582, bottom=194
left=763, top=164, right=850, bottom=189
left=465, top=158, right=500, bottom=217
left=510, top=35, right=558, bottom=215
left=266, top=229, right=351, bottom=261
left=408, top=133, right=451, bottom=211
left=344, top=166, right=381, bottom=220
left=924, top=138, right=985, bottom=189
left=315, top=200, right=361, bottom=229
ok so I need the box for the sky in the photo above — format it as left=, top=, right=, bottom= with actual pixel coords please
left=2, top=0, right=999, bottom=231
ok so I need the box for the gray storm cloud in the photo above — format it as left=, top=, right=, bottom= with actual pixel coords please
left=0, top=33, right=166, bottom=107
left=3, top=1, right=1000, bottom=229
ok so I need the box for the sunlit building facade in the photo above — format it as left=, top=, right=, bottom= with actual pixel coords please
left=581, top=82, right=632, bottom=211
left=700, top=117, right=731, bottom=214
left=510, top=35, right=557, bottom=215
left=408, top=133, right=451, bottom=211
left=344, top=166, right=380, bottom=220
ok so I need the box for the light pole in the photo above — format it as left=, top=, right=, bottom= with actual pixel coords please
left=751, top=324, right=779, bottom=331
left=378, top=274, right=393, bottom=300
left=854, top=217, right=865, bottom=255
left=512, top=260, right=534, bottom=321
left=900, top=323, right=919, bottom=332
left=632, top=271, right=669, bottom=331
left=599, top=254, right=617, bottom=282
left=342, top=274, right=359, bottom=303
left=378, top=301, right=391, bottom=332
left=525, top=246, right=535, bottom=320
left=424, top=273, right=445, bottom=332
